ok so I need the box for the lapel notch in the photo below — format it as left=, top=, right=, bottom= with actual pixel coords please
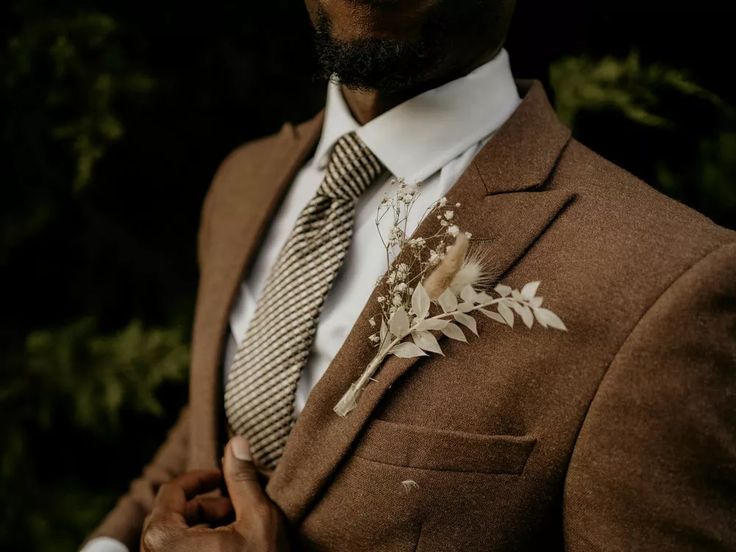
left=474, top=79, right=572, bottom=195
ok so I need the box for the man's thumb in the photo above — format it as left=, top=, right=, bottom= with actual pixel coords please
left=223, top=436, right=267, bottom=520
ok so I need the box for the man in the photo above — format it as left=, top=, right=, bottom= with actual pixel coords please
left=83, top=0, right=736, bottom=550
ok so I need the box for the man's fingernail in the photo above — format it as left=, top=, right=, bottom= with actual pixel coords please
left=231, top=435, right=251, bottom=461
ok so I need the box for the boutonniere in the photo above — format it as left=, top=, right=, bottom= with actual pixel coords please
left=334, top=180, right=567, bottom=417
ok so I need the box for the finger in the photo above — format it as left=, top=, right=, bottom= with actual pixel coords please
left=223, top=436, right=269, bottom=521
left=221, top=454, right=272, bottom=486
left=141, top=513, right=186, bottom=552
left=151, top=469, right=222, bottom=517
left=143, top=505, right=188, bottom=551
left=152, top=481, right=187, bottom=518
left=173, top=469, right=223, bottom=500
left=183, top=496, right=235, bottom=526
left=173, top=527, right=245, bottom=550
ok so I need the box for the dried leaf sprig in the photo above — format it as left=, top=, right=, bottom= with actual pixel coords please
left=334, top=181, right=567, bottom=417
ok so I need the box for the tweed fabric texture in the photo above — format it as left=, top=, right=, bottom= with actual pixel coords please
left=86, top=82, right=736, bottom=551
left=224, top=132, right=384, bottom=469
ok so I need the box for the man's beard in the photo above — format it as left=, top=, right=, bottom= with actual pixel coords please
left=312, top=0, right=488, bottom=93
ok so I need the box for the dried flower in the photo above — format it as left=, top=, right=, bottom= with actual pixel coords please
left=423, top=233, right=469, bottom=300
left=332, top=181, right=567, bottom=418
left=448, top=246, right=495, bottom=296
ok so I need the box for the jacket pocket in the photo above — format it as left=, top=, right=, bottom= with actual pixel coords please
left=354, top=419, right=536, bottom=475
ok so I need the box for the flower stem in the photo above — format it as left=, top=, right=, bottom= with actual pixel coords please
left=334, top=297, right=512, bottom=417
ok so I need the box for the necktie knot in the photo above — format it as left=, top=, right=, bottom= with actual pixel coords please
left=319, top=132, right=385, bottom=201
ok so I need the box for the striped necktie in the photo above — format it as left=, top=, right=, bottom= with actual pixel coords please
left=224, top=132, right=386, bottom=469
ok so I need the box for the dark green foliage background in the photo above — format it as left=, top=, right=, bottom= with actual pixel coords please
left=1, top=1, right=734, bottom=550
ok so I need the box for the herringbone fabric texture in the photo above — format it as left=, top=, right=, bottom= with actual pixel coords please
left=224, top=132, right=385, bottom=468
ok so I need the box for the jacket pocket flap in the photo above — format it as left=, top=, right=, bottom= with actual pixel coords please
left=354, top=419, right=536, bottom=474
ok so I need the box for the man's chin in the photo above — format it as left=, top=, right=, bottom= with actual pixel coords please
left=312, top=0, right=446, bottom=92
left=315, top=34, right=436, bottom=93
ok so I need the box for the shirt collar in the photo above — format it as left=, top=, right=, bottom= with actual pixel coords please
left=312, top=49, right=521, bottom=184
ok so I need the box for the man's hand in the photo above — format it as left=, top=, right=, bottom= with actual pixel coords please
left=141, top=436, right=290, bottom=551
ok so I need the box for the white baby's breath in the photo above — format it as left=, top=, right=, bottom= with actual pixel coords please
left=333, top=180, right=567, bottom=417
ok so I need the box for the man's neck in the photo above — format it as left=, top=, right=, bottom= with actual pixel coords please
left=340, top=46, right=504, bottom=125
left=340, top=88, right=415, bottom=126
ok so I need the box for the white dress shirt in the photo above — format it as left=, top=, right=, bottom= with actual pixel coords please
left=226, top=49, right=520, bottom=414
left=82, top=49, right=520, bottom=552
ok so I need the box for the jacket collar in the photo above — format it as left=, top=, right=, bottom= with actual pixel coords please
left=315, top=49, right=520, bottom=185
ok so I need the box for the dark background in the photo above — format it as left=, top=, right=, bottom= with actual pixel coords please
left=1, top=1, right=735, bottom=550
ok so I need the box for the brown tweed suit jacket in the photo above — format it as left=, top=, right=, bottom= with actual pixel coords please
left=89, top=81, right=736, bottom=551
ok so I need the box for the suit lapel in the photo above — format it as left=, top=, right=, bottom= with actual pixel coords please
left=267, top=80, right=575, bottom=522
left=188, top=115, right=324, bottom=470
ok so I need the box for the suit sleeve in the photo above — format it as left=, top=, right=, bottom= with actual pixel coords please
left=82, top=407, right=190, bottom=549
left=80, top=536, right=129, bottom=552
left=563, top=242, right=736, bottom=550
